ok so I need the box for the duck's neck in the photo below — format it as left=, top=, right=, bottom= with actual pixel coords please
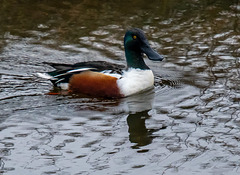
left=125, top=49, right=150, bottom=70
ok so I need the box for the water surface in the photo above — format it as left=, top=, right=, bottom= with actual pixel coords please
left=0, top=0, right=240, bottom=174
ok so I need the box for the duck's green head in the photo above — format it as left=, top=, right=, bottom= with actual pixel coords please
left=124, top=28, right=164, bottom=69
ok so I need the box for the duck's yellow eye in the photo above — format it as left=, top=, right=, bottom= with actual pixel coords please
left=133, top=35, right=137, bottom=39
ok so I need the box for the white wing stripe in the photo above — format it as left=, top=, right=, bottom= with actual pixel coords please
left=53, top=68, right=96, bottom=78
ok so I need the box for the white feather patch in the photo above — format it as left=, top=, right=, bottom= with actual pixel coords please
left=36, top=73, right=55, bottom=80
left=101, top=70, right=122, bottom=79
left=117, top=68, right=154, bottom=97
left=58, top=83, right=69, bottom=90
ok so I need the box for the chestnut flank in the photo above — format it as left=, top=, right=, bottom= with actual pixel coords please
left=69, top=71, right=122, bottom=98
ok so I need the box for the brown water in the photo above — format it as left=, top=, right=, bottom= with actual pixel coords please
left=0, top=0, right=240, bottom=174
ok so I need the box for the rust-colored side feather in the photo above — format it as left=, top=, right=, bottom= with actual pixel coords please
left=69, top=71, right=123, bottom=98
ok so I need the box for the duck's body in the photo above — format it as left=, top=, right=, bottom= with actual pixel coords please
left=37, top=28, right=164, bottom=98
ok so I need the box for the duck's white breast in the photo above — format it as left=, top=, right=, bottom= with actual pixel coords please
left=117, top=68, right=154, bottom=97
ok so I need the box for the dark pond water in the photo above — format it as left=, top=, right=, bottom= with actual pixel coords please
left=0, top=0, right=240, bottom=174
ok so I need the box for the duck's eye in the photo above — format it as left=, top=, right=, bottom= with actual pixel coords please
left=133, top=35, right=137, bottom=40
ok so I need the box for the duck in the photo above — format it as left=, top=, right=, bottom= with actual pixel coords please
left=37, top=28, right=164, bottom=98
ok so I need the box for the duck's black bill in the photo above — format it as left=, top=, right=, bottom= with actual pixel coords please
left=141, top=45, right=164, bottom=61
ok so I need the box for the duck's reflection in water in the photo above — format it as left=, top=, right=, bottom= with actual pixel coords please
left=127, top=110, right=153, bottom=148
left=124, top=89, right=166, bottom=148
left=70, top=88, right=166, bottom=148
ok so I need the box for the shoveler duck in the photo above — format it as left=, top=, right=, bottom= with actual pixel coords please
left=37, top=28, right=164, bottom=98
